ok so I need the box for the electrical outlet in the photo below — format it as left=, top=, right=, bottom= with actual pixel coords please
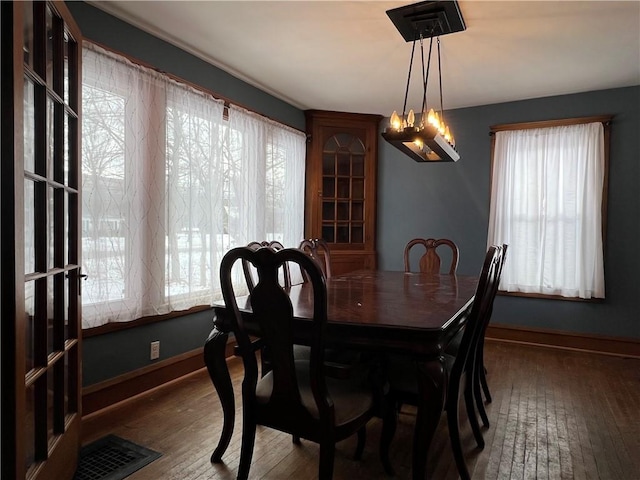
left=150, top=341, right=160, bottom=360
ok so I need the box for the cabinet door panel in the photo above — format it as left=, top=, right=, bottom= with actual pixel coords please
left=305, top=111, right=381, bottom=272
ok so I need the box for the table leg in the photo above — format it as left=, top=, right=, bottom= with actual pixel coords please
left=412, top=356, right=447, bottom=480
left=203, top=326, right=234, bottom=463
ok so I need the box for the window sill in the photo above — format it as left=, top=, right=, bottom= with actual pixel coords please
left=82, top=304, right=214, bottom=338
left=497, top=290, right=604, bottom=303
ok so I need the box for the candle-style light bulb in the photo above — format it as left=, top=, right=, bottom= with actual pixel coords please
left=444, top=126, right=452, bottom=143
left=428, top=108, right=436, bottom=127
left=407, top=109, right=415, bottom=128
left=390, top=111, right=401, bottom=130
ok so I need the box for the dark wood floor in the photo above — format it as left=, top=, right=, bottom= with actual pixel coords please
left=81, top=341, right=640, bottom=479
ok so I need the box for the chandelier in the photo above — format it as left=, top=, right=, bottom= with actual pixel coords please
left=382, top=1, right=466, bottom=163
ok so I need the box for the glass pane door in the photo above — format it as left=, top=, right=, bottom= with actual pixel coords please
left=2, top=2, right=82, bottom=478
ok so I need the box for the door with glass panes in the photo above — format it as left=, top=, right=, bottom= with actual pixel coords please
left=1, top=2, right=82, bottom=479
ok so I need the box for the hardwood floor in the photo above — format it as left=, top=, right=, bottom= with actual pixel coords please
left=81, top=341, right=640, bottom=479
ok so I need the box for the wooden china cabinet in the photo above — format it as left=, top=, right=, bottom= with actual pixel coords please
left=304, top=110, right=382, bottom=275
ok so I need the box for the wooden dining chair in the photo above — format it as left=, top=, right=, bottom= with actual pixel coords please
left=403, top=237, right=459, bottom=274
left=444, top=243, right=508, bottom=430
left=240, top=241, right=291, bottom=378
left=299, top=238, right=332, bottom=279
left=473, top=243, right=508, bottom=426
left=380, top=245, right=504, bottom=480
left=242, top=240, right=362, bottom=446
left=219, top=246, right=377, bottom=480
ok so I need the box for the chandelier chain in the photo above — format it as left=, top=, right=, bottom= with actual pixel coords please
left=437, top=37, right=445, bottom=124
left=402, top=35, right=417, bottom=121
left=421, top=36, right=434, bottom=121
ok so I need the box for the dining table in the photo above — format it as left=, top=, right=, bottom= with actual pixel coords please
left=204, top=269, right=478, bottom=480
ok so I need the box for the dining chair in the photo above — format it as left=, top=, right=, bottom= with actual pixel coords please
left=444, top=243, right=508, bottom=429
left=242, top=241, right=364, bottom=446
left=380, top=245, right=504, bottom=480
left=473, top=243, right=508, bottom=426
left=219, top=246, right=377, bottom=480
left=299, top=238, right=332, bottom=280
left=241, top=241, right=292, bottom=377
left=403, top=237, right=459, bottom=274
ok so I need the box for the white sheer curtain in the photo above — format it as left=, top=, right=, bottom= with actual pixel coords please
left=225, top=105, right=306, bottom=249
left=487, top=122, right=605, bottom=299
left=81, top=43, right=306, bottom=328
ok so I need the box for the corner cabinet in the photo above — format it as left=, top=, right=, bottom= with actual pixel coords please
left=304, top=110, right=382, bottom=275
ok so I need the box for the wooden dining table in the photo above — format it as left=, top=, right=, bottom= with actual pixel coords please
left=204, top=270, right=478, bottom=480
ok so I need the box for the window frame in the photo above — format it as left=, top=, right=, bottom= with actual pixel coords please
left=489, top=115, right=612, bottom=301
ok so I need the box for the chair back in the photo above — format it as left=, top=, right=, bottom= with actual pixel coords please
left=480, top=242, right=508, bottom=329
left=497, top=243, right=508, bottom=286
left=299, top=238, right=332, bottom=279
left=473, top=243, right=508, bottom=363
left=450, top=245, right=504, bottom=379
left=220, top=246, right=333, bottom=431
left=243, top=241, right=291, bottom=291
left=404, top=238, right=459, bottom=274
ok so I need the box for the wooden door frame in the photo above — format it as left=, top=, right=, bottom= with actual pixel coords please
left=1, top=2, right=26, bottom=478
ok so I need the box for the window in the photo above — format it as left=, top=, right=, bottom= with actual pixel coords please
left=81, top=43, right=306, bottom=329
left=487, top=116, right=611, bottom=300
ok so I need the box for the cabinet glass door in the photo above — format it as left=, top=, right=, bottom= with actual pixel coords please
left=320, top=133, right=366, bottom=244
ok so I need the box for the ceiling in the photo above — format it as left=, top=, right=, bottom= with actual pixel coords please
left=88, top=1, right=640, bottom=116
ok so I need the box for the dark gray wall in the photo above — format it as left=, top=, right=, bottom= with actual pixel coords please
left=378, top=86, right=640, bottom=339
left=82, top=310, right=214, bottom=386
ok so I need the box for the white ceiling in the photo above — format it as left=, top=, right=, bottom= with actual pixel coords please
left=88, top=1, right=640, bottom=116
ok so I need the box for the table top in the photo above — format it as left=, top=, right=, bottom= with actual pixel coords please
left=213, top=270, right=478, bottom=357
left=324, top=270, right=476, bottom=330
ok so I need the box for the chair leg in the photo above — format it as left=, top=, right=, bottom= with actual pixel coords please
left=379, top=399, right=397, bottom=476
left=354, top=427, right=366, bottom=460
left=464, top=374, right=485, bottom=449
left=292, top=434, right=301, bottom=445
left=477, top=342, right=492, bottom=403
left=237, top=418, right=256, bottom=480
left=447, top=386, right=471, bottom=480
left=472, top=358, right=490, bottom=428
left=318, top=441, right=336, bottom=480
left=480, top=364, right=492, bottom=403
left=474, top=344, right=491, bottom=427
